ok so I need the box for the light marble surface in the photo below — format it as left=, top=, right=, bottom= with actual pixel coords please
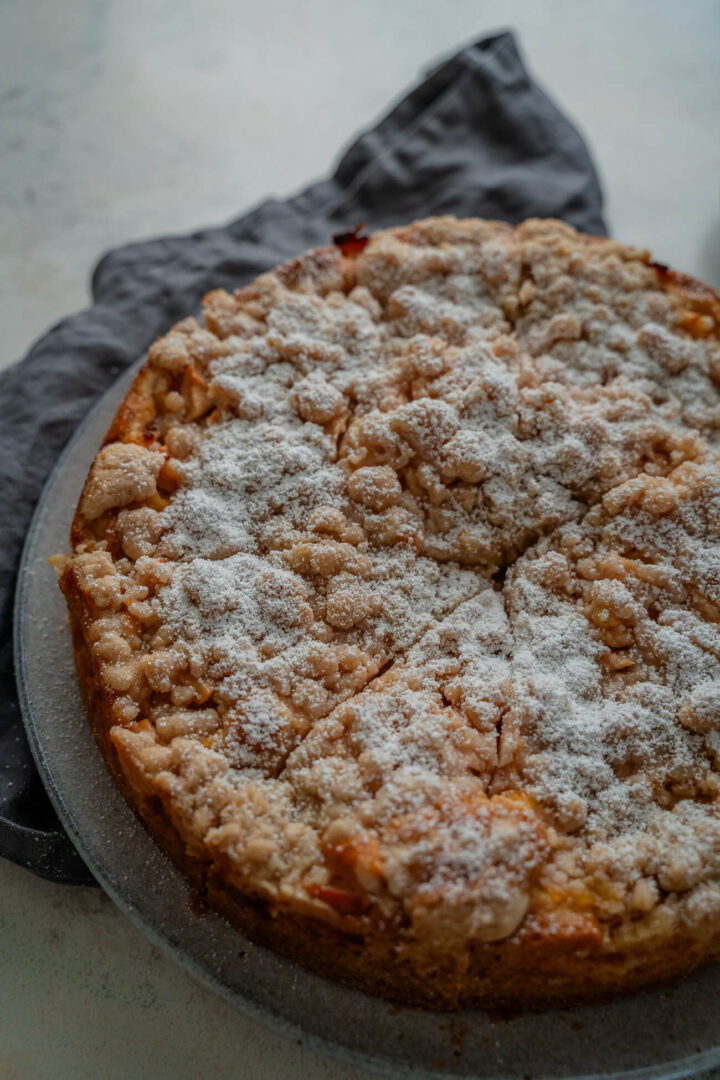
left=2, top=1, right=720, bottom=1077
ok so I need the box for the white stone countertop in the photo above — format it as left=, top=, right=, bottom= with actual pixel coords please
left=2, top=1, right=720, bottom=1077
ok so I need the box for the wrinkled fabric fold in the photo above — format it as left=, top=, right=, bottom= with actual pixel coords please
left=0, top=30, right=606, bottom=885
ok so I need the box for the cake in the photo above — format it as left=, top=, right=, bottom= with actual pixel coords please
left=56, top=217, right=720, bottom=1008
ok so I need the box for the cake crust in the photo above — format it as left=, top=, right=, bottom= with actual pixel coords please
left=58, top=217, right=720, bottom=1009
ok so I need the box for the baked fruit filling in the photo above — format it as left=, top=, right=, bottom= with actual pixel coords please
left=57, top=217, right=720, bottom=1007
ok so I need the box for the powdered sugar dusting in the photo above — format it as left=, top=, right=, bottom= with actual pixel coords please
left=68, top=217, right=720, bottom=962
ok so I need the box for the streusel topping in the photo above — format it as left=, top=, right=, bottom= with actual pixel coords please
left=67, top=218, right=720, bottom=947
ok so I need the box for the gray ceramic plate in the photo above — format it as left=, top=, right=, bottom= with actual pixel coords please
left=13, top=360, right=720, bottom=1080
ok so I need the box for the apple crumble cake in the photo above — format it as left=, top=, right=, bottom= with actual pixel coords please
left=56, top=217, right=720, bottom=1008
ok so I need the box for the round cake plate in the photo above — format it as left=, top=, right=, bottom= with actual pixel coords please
left=13, top=360, right=720, bottom=1080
